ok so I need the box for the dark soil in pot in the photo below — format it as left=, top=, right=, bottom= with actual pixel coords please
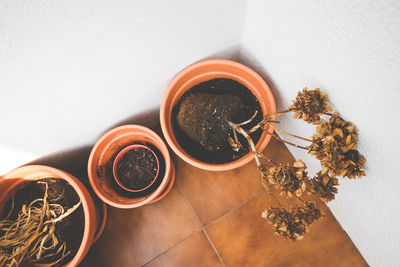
left=116, top=147, right=159, bottom=191
left=173, top=78, right=263, bottom=164
left=96, top=143, right=165, bottom=199
left=1, top=178, right=84, bottom=267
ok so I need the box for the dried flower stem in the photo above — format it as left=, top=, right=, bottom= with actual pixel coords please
left=265, top=131, right=308, bottom=150
left=254, top=151, right=280, bottom=166
left=295, top=195, right=307, bottom=207
left=268, top=109, right=297, bottom=117
left=266, top=122, right=312, bottom=142
left=228, top=121, right=282, bottom=208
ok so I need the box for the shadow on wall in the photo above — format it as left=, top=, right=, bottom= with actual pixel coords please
left=28, top=108, right=162, bottom=179
left=203, top=45, right=242, bottom=62
left=25, top=46, right=243, bottom=177
left=238, top=51, right=284, bottom=111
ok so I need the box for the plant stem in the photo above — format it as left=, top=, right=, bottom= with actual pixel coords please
left=254, top=151, right=280, bottom=166
left=265, top=131, right=308, bottom=150
left=45, top=201, right=81, bottom=224
left=295, top=195, right=308, bottom=207
left=266, top=122, right=312, bottom=142
left=228, top=121, right=282, bottom=208
left=236, top=110, right=258, bottom=126
left=267, top=109, right=297, bottom=117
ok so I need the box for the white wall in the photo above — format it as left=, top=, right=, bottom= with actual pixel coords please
left=241, top=0, right=400, bottom=266
left=0, top=0, right=246, bottom=174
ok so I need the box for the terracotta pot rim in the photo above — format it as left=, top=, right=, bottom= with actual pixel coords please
left=0, top=165, right=96, bottom=267
left=160, top=58, right=276, bottom=171
left=88, top=125, right=172, bottom=209
left=112, top=144, right=160, bottom=193
left=147, top=161, right=175, bottom=204
left=92, top=201, right=107, bottom=243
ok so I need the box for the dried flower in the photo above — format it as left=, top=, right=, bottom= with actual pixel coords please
left=262, top=202, right=322, bottom=240
left=307, top=135, right=324, bottom=159
left=309, top=172, right=339, bottom=202
left=307, top=112, right=366, bottom=178
left=266, top=160, right=308, bottom=197
left=342, top=150, right=366, bottom=178
left=316, top=112, right=358, bottom=153
left=289, top=88, right=332, bottom=124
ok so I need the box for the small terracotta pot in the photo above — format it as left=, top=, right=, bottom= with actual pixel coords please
left=88, top=125, right=174, bottom=209
left=160, top=59, right=276, bottom=171
left=112, top=144, right=160, bottom=192
left=0, top=165, right=105, bottom=267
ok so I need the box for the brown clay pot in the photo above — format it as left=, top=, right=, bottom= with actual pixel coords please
left=160, top=59, right=276, bottom=171
left=87, top=125, right=175, bottom=209
left=0, top=165, right=106, bottom=267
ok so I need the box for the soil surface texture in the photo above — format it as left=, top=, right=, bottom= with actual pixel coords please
left=116, top=147, right=159, bottom=191
left=173, top=78, right=263, bottom=164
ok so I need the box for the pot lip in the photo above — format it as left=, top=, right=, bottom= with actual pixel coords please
left=88, top=124, right=172, bottom=209
left=160, top=58, right=276, bottom=171
left=92, top=201, right=107, bottom=244
left=0, top=165, right=94, bottom=267
left=148, top=161, right=175, bottom=204
left=112, top=144, right=160, bottom=193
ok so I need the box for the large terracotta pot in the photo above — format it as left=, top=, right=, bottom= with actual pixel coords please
left=87, top=125, right=175, bottom=209
left=160, top=59, right=276, bottom=171
left=0, top=165, right=105, bottom=267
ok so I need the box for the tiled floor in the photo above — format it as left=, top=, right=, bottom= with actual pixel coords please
left=79, top=137, right=367, bottom=267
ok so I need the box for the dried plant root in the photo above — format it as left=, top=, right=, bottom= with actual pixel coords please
left=0, top=181, right=81, bottom=267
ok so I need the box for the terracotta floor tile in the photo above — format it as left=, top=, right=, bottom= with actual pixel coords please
left=80, top=186, right=200, bottom=267
left=144, top=231, right=222, bottom=267
left=175, top=137, right=295, bottom=225
left=205, top=192, right=367, bottom=267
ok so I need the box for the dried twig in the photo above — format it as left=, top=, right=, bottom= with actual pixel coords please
left=0, top=181, right=81, bottom=266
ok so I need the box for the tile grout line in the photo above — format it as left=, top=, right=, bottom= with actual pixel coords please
left=142, top=185, right=265, bottom=267
left=176, top=184, right=226, bottom=267
left=202, top=228, right=226, bottom=267
left=203, top=190, right=264, bottom=229
left=176, top=184, right=203, bottom=228
left=141, top=229, right=202, bottom=267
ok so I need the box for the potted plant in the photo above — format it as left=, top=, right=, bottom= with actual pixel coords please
left=160, top=59, right=366, bottom=240
left=87, top=124, right=175, bottom=209
left=160, top=59, right=276, bottom=171
left=0, top=165, right=106, bottom=266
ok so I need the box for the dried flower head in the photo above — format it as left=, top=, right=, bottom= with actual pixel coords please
left=262, top=202, right=322, bottom=240
left=266, top=160, right=307, bottom=197
left=317, top=112, right=358, bottom=153
left=307, top=135, right=324, bottom=159
left=309, top=172, right=339, bottom=202
left=307, top=112, right=366, bottom=178
left=319, top=149, right=366, bottom=178
left=289, top=88, right=332, bottom=124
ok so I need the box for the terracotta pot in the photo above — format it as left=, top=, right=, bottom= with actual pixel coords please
left=113, top=144, right=160, bottom=193
left=88, top=125, right=174, bottom=209
left=160, top=59, right=276, bottom=171
left=0, top=165, right=105, bottom=267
